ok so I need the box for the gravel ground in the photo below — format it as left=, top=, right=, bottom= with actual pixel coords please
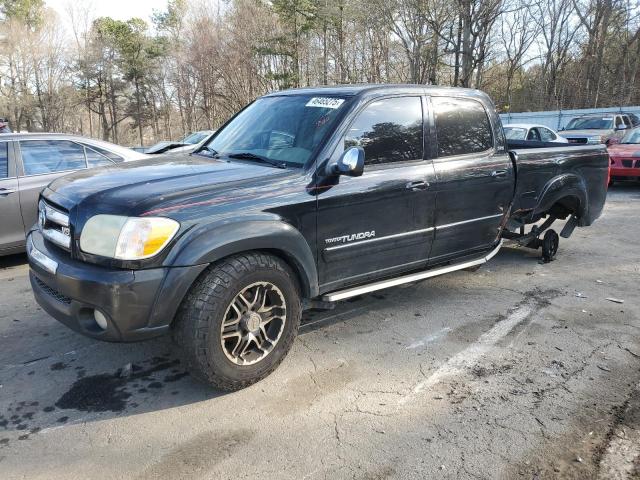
left=0, top=186, right=639, bottom=480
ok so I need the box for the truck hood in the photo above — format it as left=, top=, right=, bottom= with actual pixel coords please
left=560, top=129, right=613, bottom=138
left=44, top=154, right=296, bottom=215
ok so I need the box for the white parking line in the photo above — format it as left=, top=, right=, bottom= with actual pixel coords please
left=399, top=302, right=534, bottom=405
left=406, top=327, right=452, bottom=349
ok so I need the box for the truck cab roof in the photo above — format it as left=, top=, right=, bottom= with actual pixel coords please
left=264, top=84, right=492, bottom=102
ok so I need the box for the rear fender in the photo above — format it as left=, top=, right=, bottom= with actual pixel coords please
left=533, top=174, right=588, bottom=221
left=165, top=218, right=318, bottom=298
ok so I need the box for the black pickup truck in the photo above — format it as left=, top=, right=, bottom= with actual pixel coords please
left=27, top=85, right=608, bottom=390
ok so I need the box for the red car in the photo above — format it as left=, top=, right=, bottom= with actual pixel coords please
left=608, top=128, right=640, bottom=183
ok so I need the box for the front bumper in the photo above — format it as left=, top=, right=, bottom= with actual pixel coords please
left=27, top=230, right=207, bottom=342
left=610, top=167, right=640, bottom=178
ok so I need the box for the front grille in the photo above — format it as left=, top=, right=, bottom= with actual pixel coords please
left=39, top=200, right=71, bottom=251
left=34, top=276, right=71, bottom=304
left=567, top=138, right=588, bottom=144
left=622, top=159, right=633, bottom=168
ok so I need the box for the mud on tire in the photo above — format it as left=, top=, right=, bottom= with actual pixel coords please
left=172, top=252, right=302, bottom=391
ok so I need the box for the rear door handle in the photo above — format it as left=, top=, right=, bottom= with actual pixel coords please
left=0, top=188, right=16, bottom=196
left=406, top=180, right=429, bottom=191
left=490, top=170, right=507, bottom=178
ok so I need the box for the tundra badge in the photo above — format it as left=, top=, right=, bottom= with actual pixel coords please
left=325, top=231, right=376, bottom=245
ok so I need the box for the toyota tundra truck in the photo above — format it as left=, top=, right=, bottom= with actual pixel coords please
left=27, top=85, right=608, bottom=390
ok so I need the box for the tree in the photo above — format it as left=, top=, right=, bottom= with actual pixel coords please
left=2, top=0, right=640, bottom=144
left=498, top=0, right=541, bottom=110
left=114, top=19, right=165, bottom=146
left=0, top=0, right=44, bottom=28
left=380, top=0, right=432, bottom=84
left=270, top=0, right=317, bottom=87
left=457, top=0, right=503, bottom=87
left=532, top=0, right=579, bottom=108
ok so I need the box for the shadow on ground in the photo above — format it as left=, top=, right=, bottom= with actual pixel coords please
left=0, top=253, right=28, bottom=269
left=0, top=241, right=544, bottom=447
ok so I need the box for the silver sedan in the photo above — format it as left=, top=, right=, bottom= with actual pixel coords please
left=503, top=123, right=569, bottom=143
left=0, top=133, right=147, bottom=255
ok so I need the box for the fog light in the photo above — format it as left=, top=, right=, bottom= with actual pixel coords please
left=94, top=310, right=108, bottom=330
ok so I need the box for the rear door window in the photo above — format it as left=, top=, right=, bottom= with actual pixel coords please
left=20, top=140, right=86, bottom=175
left=344, top=96, right=423, bottom=166
left=84, top=146, right=115, bottom=168
left=432, top=97, right=493, bottom=157
left=539, top=128, right=556, bottom=142
left=527, top=128, right=541, bottom=141
left=0, top=142, right=8, bottom=178
left=89, top=145, right=124, bottom=163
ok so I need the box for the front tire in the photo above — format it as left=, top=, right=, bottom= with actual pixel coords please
left=173, top=252, right=301, bottom=391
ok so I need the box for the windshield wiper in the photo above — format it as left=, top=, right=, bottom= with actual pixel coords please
left=226, top=152, right=286, bottom=169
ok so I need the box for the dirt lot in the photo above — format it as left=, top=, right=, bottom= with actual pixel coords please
left=1, top=186, right=639, bottom=480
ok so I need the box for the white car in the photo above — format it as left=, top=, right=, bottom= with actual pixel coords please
left=503, top=124, right=568, bottom=143
left=168, top=131, right=216, bottom=154
left=141, top=130, right=216, bottom=155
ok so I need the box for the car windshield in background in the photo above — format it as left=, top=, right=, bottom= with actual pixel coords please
left=182, top=131, right=211, bottom=144
left=565, top=117, right=613, bottom=130
left=620, top=129, right=640, bottom=144
left=200, top=95, right=349, bottom=167
left=504, top=127, right=527, bottom=140
left=625, top=113, right=640, bottom=126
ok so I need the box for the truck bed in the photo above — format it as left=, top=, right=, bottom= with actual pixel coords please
left=506, top=142, right=609, bottom=227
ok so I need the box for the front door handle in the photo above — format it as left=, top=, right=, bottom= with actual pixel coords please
left=490, top=170, right=507, bottom=178
left=0, top=188, right=16, bottom=196
left=406, top=180, right=429, bottom=191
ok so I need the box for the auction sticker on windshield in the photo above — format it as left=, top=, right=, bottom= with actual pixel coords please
left=306, top=97, right=345, bottom=109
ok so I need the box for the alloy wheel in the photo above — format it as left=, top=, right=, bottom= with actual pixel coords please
left=220, top=282, right=287, bottom=365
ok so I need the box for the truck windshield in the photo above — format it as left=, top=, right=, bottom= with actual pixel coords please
left=504, top=127, right=527, bottom=140
left=620, top=129, right=640, bottom=144
left=199, top=95, right=349, bottom=167
left=565, top=117, right=613, bottom=130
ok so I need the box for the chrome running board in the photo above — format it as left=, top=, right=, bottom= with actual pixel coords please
left=322, top=241, right=503, bottom=302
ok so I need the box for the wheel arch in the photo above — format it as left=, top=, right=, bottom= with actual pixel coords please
left=533, top=173, right=588, bottom=222
left=165, top=219, right=319, bottom=299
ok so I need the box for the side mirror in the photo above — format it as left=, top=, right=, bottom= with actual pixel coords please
left=616, top=125, right=627, bottom=131
left=332, top=147, right=365, bottom=177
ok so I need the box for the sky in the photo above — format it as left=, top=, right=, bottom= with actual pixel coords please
left=45, top=0, right=160, bottom=25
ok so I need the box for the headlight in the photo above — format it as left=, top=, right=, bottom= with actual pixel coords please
left=588, top=136, right=605, bottom=144
left=80, top=215, right=180, bottom=260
